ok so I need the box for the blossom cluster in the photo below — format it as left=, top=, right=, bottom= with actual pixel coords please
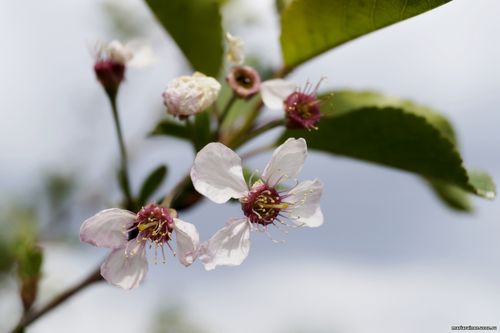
left=84, top=35, right=327, bottom=289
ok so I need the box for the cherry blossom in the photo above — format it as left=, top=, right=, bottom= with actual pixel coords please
left=80, top=204, right=199, bottom=289
left=261, top=79, right=325, bottom=130
left=191, top=138, right=323, bottom=270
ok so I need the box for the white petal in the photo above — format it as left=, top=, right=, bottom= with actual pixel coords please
left=127, top=43, right=158, bottom=68
left=284, top=179, right=324, bottom=227
left=261, top=79, right=297, bottom=110
left=174, top=218, right=200, bottom=266
left=225, top=32, right=245, bottom=65
left=262, top=138, right=307, bottom=187
left=191, top=143, right=248, bottom=203
left=199, top=218, right=251, bottom=271
left=100, top=240, right=148, bottom=290
left=80, top=208, right=135, bottom=249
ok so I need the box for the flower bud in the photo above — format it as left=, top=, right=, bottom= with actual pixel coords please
left=93, top=40, right=155, bottom=93
left=162, top=72, right=221, bottom=117
left=226, top=65, right=261, bottom=100
left=93, top=41, right=132, bottom=92
left=94, top=60, right=126, bottom=92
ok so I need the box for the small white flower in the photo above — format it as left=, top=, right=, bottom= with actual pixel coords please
left=80, top=204, right=199, bottom=289
left=225, top=32, right=245, bottom=65
left=94, top=40, right=156, bottom=68
left=191, top=138, right=324, bottom=270
left=93, top=40, right=157, bottom=90
left=162, top=72, right=221, bottom=117
left=261, top=78, right=325, bottom=130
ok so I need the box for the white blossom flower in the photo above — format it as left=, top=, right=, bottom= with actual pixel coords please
left=162, top=72, right=221, bottom=117
left=261, top=79, right=325, bottom=130
left=225, top=32, right=245, bottom=65
left=80, top=203, right=199, bottom=289
left=93, top=40, right=156, bottom=90
left=191, top=138, right=323, bottom=270
left=93, top=40, right=156, bottom=68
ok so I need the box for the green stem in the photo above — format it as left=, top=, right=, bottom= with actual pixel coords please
left=240, top=144, right=274, bottom=160
left=106, top=89, right=134, bottom=209
left=218, top=93, right=237, bottom=128
left=229, top=118, right=285, bottom=149
left=235, top=100, right=263, bottom=144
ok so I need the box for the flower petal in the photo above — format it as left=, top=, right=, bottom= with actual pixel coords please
left=191, top=142, right=248, bottom=203
left=284, top=179, right=324, bottom=227
left=80, top=208, right=136, bottom=249
left=100, top=240, right=148, bottom=290
left=174, top=218, right=200, bottom=266
left=262, top=138, right=307, bottom=187
left=122, top=40, right=158, bottom=68
left=199, top=218, right=251, bottom=271
left=261, top=79, right=297, bottom=110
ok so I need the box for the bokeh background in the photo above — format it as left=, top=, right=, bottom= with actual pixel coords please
left=1, top=0, right=499, bottom=332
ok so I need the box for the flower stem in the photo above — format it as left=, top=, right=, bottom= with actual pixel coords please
left=11, top=265, right=103, bottom=333
left=218, top=93, right=237, bottom=128
left=229, top=118, right=285, bottom=149
left=240, top=144, right=274, bottom=160
left=106, top=89, right=134, bottom=209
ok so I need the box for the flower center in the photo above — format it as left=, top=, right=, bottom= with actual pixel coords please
left=241, top=183, right=289, bottom=225
left=284, top=92, right=321, bottom=130
left=129, top=204, right=174, bottom=245
left=235, top=70, right=254, bottom=88
left=226, top=65, right=261, bottom=99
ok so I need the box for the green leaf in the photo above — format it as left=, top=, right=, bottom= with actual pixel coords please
left=279, top=100, right=495, bottom=200
left=139, top=165, right=168, bottom=206
left=280, top=0, right=451, bottom=70
left=150, top=113, right=214, bottom=152
left=468, top=170, right=496, bottom=200
left=324, top=90, right=480, bottom=212
left=275, top=0, right=293, bottom=14
left=145, top=0, right=223, bottom=76
left=427, top=180, right=472, bottom=212
left=324, top=90, right=496, bottom=206
left=193, top=112, right=213, bottom=151
left=327, top=90, right=456, bottom=143
left=150, top=118, right=191, bottom=141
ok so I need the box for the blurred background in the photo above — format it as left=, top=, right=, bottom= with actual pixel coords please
left=0, top=0, right=499, bottom=332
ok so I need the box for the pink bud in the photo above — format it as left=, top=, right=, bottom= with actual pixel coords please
left=94, top=60, right=125, bottom=92
left=226, top=66, right=261, bottom=100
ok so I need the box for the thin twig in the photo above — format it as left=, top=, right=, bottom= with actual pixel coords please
left=240, top=144, right=274, bottom=161
left=12, top=265, right=103, bottom=332
left=229, top=118, right=285, bottom=149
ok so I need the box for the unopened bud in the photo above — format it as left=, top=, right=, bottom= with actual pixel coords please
left=94, top=60, right=126, bottom=93
left=162, top=72, right=221, bottom=117
left=226, top=66, right=261, bottom=100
